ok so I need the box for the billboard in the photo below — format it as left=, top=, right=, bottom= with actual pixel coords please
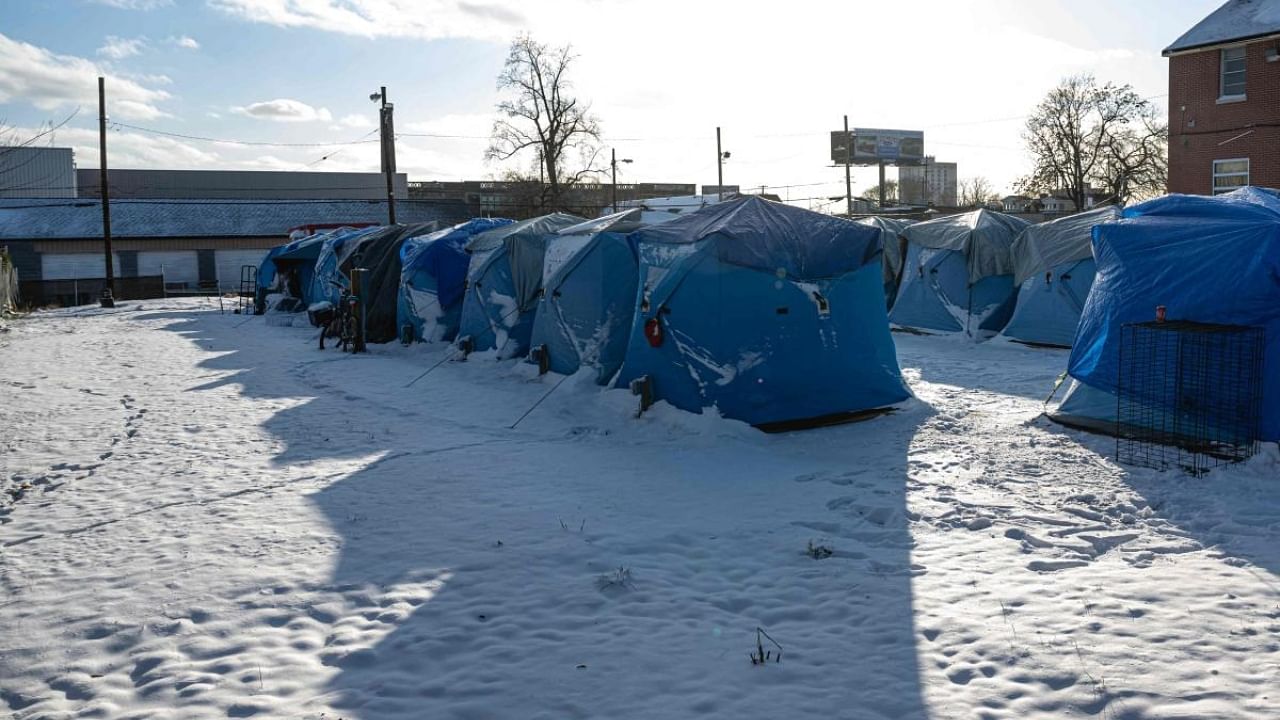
left=831, top=128, right=924, bottom=166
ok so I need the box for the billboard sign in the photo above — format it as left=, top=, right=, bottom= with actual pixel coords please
left=831, top=128, right=924, bottom=166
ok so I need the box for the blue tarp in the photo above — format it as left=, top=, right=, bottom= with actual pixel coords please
left=397, top=218, right=513, bottom=343
left=1060, top=187, right=1280, bottom=441
left=888, top=209, right=1029, bottom=338
left=1002, top=206, right=1121, bottom=347
left=613, top=196, right=910, bottom=426
left=311, top=226, right=385, bottom=306
left=528, top=210, right=645, bottom=383
left=457, top=212, right=583, bottom=357
left=254, top=231, right=338, bottom=311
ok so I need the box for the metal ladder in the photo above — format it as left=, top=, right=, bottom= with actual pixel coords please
left=237, top=265, right=258, bottom=315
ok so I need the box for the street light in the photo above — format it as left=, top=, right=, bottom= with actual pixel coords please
left=611, top=148, right=633, bottom=212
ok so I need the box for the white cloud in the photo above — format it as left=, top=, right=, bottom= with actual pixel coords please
left=231, top=98, right=333, bottom=123
left=209, top=0, right=526, bottom=40
left=171, top=35, right=200, bottom=50
left=89, top=0, right=172, bottom=9
left=98, top=35, right=146, bottom=60
left=0, top=32, right=170, bottom=121
left=332, top=113, right=373, bottom=130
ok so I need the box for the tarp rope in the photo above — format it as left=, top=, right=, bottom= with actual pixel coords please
left=403, top=300, right=527, bottom=388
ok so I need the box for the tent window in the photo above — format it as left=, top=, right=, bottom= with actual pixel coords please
left=1220, top=46, right=1246, bottom=99
left=1212, top=158, right=1249, bottom=194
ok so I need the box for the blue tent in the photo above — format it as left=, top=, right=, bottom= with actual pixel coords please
left=1050, top=187, right=1280, bottom=441
left=254, top=230, right=342, bottom=311
left=1001, top=206, right=1121, bottom=348
left=527, top=210, right=646, bottom=383
left=457, top=212, right=583, bottom=357
left=311, top=226, right=386, bottom=306
left=888, top=209, right=1030, bottom=339
left=398, top=218, right=513, bottom=343
left=613, top=196, right=911, bottom=428
left=855, top=216, right=914, bottom=309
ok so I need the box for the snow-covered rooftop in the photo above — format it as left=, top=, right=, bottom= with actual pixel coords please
left=1163, top=0, right=1280, bottom=54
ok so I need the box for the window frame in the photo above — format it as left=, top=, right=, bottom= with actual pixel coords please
left=1212, top=158, right=1250, bottom=194
left=1219, top=45, right=1247, bottom=101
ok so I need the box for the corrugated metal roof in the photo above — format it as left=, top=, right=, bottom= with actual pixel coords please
left=1164, top=0, right=1280, bottom=54
left=0, top=198, right=468, bottom=240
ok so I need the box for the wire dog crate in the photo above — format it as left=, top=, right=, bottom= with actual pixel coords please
left=1116, top=320, right=1264, bottom=474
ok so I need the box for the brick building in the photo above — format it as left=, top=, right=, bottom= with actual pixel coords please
left=1164, top=0, right=1280, bottom=195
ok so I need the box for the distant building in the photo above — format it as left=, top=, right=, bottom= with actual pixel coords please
left=0, top=147, right=77, bottom=199
left=1002, top=195, right=1032, bottom=213
left=898, top=157, right=957, bottom=206
left=0, top=198, right=467, bottom=306
left=1164, top=0, right=1280, bottom=194
left=77, top=168, right=408, bottom=200
left=408, top=180, right=696, bottom=219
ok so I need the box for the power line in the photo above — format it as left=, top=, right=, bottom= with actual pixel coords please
left=109, top=121, right=383, bottom=148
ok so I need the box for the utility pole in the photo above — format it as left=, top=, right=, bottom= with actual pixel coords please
left=843, top=116, right=853, bottom=217
left=376, top=86, right=397, bottom=225
left=878, top=160, right=887, bottom=210
left=610, top=148, right=633, bottom=213
left=716, top=126, right=723, bottom=198
left=98, top=76, right=115, bottom=308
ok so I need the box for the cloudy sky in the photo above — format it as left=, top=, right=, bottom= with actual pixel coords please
left=2, top=0, right=1221, bottom=205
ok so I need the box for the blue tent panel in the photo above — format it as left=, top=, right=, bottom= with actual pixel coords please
left=614, top=196, right=910, bottom=427
left=456, top=213, right=582, bottom=357
left=255, top=231, right=333, bottom=310
left=397, top=218, right=513, bottom=343
left=1062, top=187, right=1280, bottom=441
left=1002, top=258, right=1096, bottom=347
left=528, top=230, right=638, bottom=383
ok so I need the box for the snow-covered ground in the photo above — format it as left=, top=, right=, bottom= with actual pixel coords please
left=1, top=299, right=1277, bottom=719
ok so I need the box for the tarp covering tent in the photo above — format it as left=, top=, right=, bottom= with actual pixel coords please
left=255, top=230, right=339, bottom=312
left=329, top=222, right=441, bottom=343
left=0, top=247, right=18, bottom=314
left=855, top=216, right=914, bottom=308
left=457, top=212, right=584, bottom=357
left=1001, top=206, right=1122, bottom=347
left=888, top=209, right=1030, bottom=338
left=1050, top=187, right=1280, bottom=441
left=311, top=226, right=385, bottom=306
left=527, top=209, right=646, bottom=383
left=398, top=218, right=513, bottom=343
left=613, top=196, right=911, bottom=428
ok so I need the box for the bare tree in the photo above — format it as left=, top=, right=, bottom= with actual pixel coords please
left=859, top=179, right=898, bottom=205
left=486, top=35, right=603, bottom=210
left=958, top=177, right=998, bottom=209
left=1095, top=107, right=1168, bottom=204
left=1018, top=74, right=1156, bottom=210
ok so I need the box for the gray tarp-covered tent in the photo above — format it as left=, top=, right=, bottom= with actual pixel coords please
left=457, top=212, right=585, bottom=357
left=888, top=209, right=1030, bottom=337
left=1002, top=206, right=1121, bottom=347
left=856, top=216, right=914, bottom=308
left=1012, top=206, right=1120, bottom=286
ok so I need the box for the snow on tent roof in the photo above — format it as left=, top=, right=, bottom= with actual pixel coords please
left=902, top=208, right=1030, bottom=284
left=0, top=199, right=463, bottom=239
left=1011, top=206, right=1121, bottom=285
left=558, top=208, right=645, bottom=236
left=464, top=212, right=584, bottom=253
left=1163, top=0, right=1280, bottom=54
left=632, top=195, right=881, bottom=280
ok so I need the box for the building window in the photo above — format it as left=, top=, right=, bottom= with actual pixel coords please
left=1212, top=158, right=1249, bottom=194
left=1220, top=46, right=1246, bottom=99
